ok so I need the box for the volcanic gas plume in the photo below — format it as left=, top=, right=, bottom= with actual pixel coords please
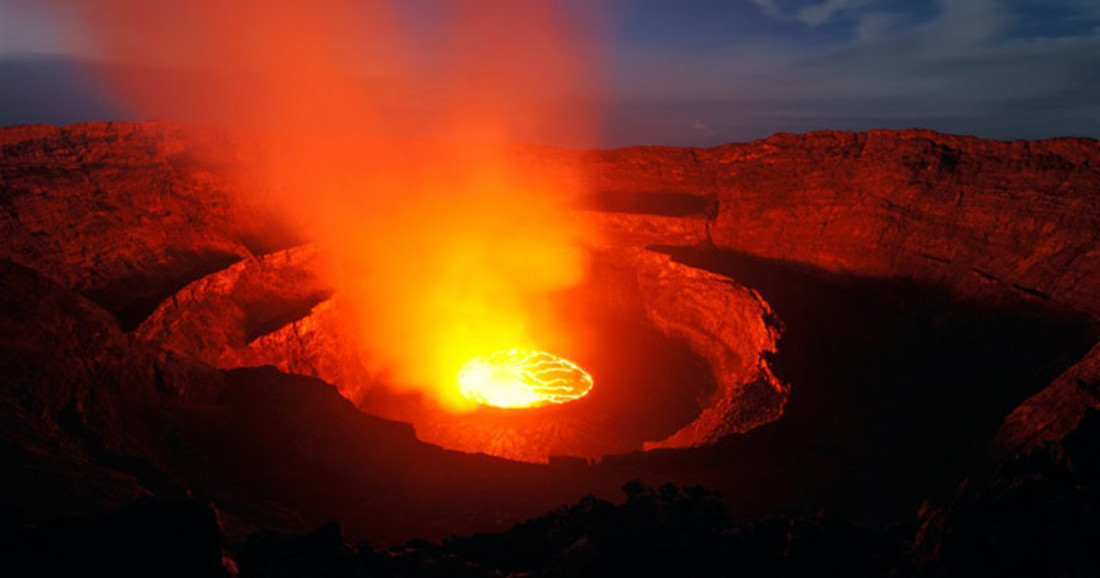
left=58, top=0, right=605, bottom=411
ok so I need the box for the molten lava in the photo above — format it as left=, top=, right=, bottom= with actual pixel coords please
left=457, top=349, right=594, bottom=408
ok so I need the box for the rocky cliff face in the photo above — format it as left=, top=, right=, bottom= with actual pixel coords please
left=1, top=122, right=1097, bottom=557
left=0, top=122, right=299, bottom=330
left=8, top=124, right=1090, bottom=325
left=581, top=130, right=1100, bottom=459
left=709, top=131, right=1098, bottom=318
left=0, top=257, right=219, bottom=525
left=995, top=342, right=1100, bottom=455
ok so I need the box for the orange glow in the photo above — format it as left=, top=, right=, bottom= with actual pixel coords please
left=457, top=349, right=594, bottom=408
left=57, top=0, right=605, bottom=411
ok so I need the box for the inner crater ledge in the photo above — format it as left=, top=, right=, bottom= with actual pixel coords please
left=136, top=236, right=787, bottom=463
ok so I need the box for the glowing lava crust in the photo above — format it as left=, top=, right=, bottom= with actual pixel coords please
left=457, top=349, right=594, bottom=409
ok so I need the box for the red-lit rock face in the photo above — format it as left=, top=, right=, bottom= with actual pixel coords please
left=7, top=123, right=1094, bottom=322
left=2, top=122, right=1099, bottom=546
left=4, top=123, right=1098, bottom=466
left=583, top=130, right=1100, bottom=319
left=134, top=238, right=785, bottom=463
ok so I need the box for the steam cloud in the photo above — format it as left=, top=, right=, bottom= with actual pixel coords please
left=57, top=0, right=602, bottom=410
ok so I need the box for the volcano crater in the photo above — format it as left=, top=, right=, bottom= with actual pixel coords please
left=136, top=241, right=787, bottom=463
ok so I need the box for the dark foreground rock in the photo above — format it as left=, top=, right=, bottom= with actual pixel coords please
left=910, top=409, right=1100, bottom=577
left=6, top=424, right=1096, bottom=578
left=232, top=410, right=1098, bottom=577
left=2, top=499, right=227, bottom=578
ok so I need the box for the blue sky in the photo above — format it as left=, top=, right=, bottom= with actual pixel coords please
left=2, top=0, right=1097, bottom=147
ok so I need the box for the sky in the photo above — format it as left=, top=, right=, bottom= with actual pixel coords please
left=1, top=0, right=1097, bottom=147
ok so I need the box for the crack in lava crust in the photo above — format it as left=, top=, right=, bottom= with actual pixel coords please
left=457, top=349, right=594, bottom=408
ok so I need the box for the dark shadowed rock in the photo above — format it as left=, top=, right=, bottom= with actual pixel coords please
left=2, top=498, right=227, bottom=578
left=163, top=366, right=593, bottom=544
left=995, top=342, right=1100, bottom=456
left=585, top=130, right=1099, bottom=458
left=911, top=409, right=1100, bottom=577
left=236, top=481, right=902, bottom=578
left=240, top=521, right=359, bottom=578
left=0, top=258, right=220, bottom=526
left=1, top=122, right=1098, bottom=574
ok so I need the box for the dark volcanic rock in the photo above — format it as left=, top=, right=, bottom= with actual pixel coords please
left=587, top=130, right=1100, bottom=469
left=994, top=342, right=1100, bottom=456
left=160, top=366, right=602, bottom=545
left=0, top=258, right=218, bottom=526
left=233, top=428, right=1099, bottom=577
left=625, top=250, right=784, bottom=449
left=239, top=522, right=365, bottom=578
left=2, top=499, right=227, bottom=578
left=236, top=481, right=903, bottom=578
left=1, top=121, right=1098, bottom=572
left=0, top=255, right=604, bottom=546
left=136, top=244, right=333, bottom=370
left=910, top=409, right=1100, bottom=577
left=0, top=122, right=296, bottom=329
left=589, top=130, right=1100, bottom=319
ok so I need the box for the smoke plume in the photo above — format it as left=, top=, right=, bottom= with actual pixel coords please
left=56, top=0, right=602, bottom=409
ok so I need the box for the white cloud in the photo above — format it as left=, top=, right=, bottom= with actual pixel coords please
left=796, top=0, right=870, bottom=27
left=666, top=0, right=1097, bottom=140
left=920, top=0, right=1007, bottom=52
left=691, top=119, right=714, bottom=134
left=749, top=0, right=782, bottom=18
left=855, top=11, right=907, bottom=42
left=752, top=0, right=880, bottom=27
